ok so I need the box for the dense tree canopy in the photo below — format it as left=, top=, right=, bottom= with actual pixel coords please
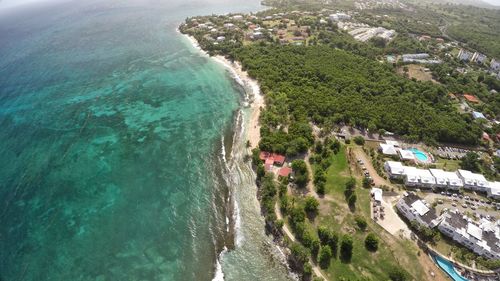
left=232, top=45, right=481, bottom=147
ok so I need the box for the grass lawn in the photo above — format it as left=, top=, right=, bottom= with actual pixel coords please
left=311, top=146, right=425, bottom=280
left=321, top=146, right=352, bottom=197
left=434, top=158, right=461, bottom=171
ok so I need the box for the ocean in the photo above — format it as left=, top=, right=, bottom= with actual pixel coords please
left=0, top=0, right=292, bottom=280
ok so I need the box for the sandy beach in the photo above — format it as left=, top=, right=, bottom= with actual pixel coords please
left=212, top=55, right=263, bottom=149
left=181, top=32, right=263, bottom=149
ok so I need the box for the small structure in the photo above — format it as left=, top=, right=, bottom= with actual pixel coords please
left=396, top=192, right=441, bottom=228
left=371, top=188, right=383, bottom=203
left=399, top=149, right=416, bottom=161
left=265, top=158, right=274, bottom=172
left=472, top=111, right=486, bottom=119
left=463, top=94, right=480, bottom=103
left=278, top=167, right=292, bottom=178
left=380, top=143, right=398, bottom=155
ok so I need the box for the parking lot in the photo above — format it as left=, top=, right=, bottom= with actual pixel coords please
left=432, top=146, right=479, bottom=160
left=420, top=191, right=499, bottom=221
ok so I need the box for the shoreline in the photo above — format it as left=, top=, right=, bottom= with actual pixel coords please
left=181, top=31, right=292, bottom=281
left=178, top=31, right=263, bottom=150
left=211, top=55, right=263, bottom=150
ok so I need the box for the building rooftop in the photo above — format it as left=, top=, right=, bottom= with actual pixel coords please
left=402, top=193, right=438, bottom=225
left=399, top=149, right=415, bottom=160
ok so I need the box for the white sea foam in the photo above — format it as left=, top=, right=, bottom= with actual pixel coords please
left=212, top=247, right=227, bottom=281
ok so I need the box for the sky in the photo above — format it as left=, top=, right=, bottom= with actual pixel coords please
left=482, top=0, right=500, bottom=5
left=1, top=0, right=499, bottom=8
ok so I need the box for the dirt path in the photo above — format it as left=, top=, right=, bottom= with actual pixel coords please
left=352, top=147, right=390, bottom=187
left=274, top=203, right=327, bottom=280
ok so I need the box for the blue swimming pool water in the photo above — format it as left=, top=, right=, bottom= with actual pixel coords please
left=410, top=148, right=429, bottom=162
left=433, top=255, right=469, bottom=281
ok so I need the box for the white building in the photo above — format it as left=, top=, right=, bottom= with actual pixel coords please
left=403, top=166, right=420, bottom=186
left=402, top=53, right=429, bottom=60
left=486, top=181, right=500, bottom=200
left=398, top=149, right=415, bottom=161
left=384, top=161, right=405, bottom=178
left=438, top=210, right=500, bottom=260
left=371, top=188, right=383, bottom=203
left=396, top=193, right=441, bottom=228
left=457, top=169, right=489, bottom=192
left=471, top=52, right=487, bottom=64
left=380, top=143, right=398, bottom=155
left=429, top=169, right=463, bottom=190
left=403, top=167, right=436, bottom=188
left=458, top=49, right=472, bottom=61
left=329, top=13, right=351, bottom=22
left=490, top=58, right=500, bottom=72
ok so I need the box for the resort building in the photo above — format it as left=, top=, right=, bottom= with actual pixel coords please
left=396, top=192, right=441, bottom=228
left=329, top=13, right=351, bottom=22
left=402, top=53, right=429, bottom=60
left=457, top=169, right=489, bottom=192
left=384, top=161, right=406, bottom=178
left=429, top=169, right=463, bottom=190
left=379, top=143, right=398, bottom=155
left=402, top=167, right=436, bottom=188
left=438, top=210, right=500, bottom=260
left=486, top=181, right=500, bottom=200
left=398, top=149, right=415, bottom=161
left=458, top=49, right=472, bottom=61
left=471, top=52, right=487, bottom=64
left=490, top=58, right=500, bottom=72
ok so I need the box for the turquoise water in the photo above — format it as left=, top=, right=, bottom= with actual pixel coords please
left=0, top=1, right=291, bottom=280
left=410, top=148, right=429, bottom=162
left=433, top=255, right=469, bottom=281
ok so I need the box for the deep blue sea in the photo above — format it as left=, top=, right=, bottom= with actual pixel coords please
left=0, top=1, right=291, bottom=280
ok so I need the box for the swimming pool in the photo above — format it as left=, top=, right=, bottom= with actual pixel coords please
left=410, top=148, right=429, bottom=162
left=433, top=255, right=470, bottom=281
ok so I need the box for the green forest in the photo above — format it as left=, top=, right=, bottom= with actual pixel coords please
left=229, top=45, right=481, bottom=155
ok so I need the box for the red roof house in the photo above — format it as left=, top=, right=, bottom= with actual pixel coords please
left=463, top=94, right=480, bottom=103
left=271, top=153, right=286, bottom=166
left=278, top=167, right=292, bottom=178
left=259, top=151, right=271, bottom=161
